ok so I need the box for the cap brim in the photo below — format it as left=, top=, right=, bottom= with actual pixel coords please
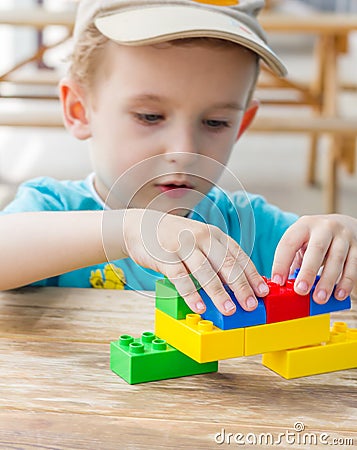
left=95, top=5, right=287, bottom=77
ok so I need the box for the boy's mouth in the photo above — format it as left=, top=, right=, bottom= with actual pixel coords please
left=156, top=181, right=194, bottom=199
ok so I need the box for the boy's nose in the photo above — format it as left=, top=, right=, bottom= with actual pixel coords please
left=163, top=131, right=199, bottom=166
left=163, top=151, right=198, bottom=167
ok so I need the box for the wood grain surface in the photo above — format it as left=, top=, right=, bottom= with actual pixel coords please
left=0, top=287, right=356, bottom=449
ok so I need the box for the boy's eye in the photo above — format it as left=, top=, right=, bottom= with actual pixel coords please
left=204, top=119, right=230, bottom=130
left=135, top=113, right=163, bottom=124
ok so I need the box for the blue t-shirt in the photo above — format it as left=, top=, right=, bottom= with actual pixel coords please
left=1, top=174, right=298, bottom=290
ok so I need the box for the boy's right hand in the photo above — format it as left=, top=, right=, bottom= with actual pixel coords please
left=116, top=209, right=269, bottom=315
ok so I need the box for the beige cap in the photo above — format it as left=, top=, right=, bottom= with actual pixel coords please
left=74, top=0, right=287, bottom=77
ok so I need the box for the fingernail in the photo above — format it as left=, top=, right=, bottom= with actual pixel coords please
left=258, top=283, right=269, bottom=296
left=196, top=301, right=205, bottom=312
left=296, top=280, right=308, bottom=294
left=246, top=296, right=258, bottom=310
left=272, top=274, right=283, bottom=285
left=316, top=289, right=327, bottom=303
left=224, top=300, right=236, bottom=312
left=336, top=289, right=346, bottom=300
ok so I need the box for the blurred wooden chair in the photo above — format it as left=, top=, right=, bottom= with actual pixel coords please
left=257, top=12, right=357, bottom=213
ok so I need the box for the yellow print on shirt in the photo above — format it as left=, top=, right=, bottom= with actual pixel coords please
left=90, top=264, right=126, bottom=290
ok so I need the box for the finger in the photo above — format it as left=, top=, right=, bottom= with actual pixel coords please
left=312, top=238, right=349, bottom=304
left=202, top=239, right=263, bottom=311
left=217, top=231, right=269, bottom=300
left=294, top=230, right=333, bottom=296
left=181, top=248, right=237, bottom=316
left=272, top=223, right=311, bottom=286
left=165, top=264, right=207, bottom=314
left=334, top=245, right=357, bottom=300
left=289, top=250, right=304, bottom=277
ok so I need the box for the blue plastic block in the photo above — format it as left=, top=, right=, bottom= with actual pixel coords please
left=310, top=276, right=351, bottom=316
left=200, top=286, right=266, bottom=330
left=291, top=270, right=351, bottom=316
left=291, top=269, right=301, bottom=279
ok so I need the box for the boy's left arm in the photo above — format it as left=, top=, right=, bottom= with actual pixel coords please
left=272, top=214, right=357, bottom=304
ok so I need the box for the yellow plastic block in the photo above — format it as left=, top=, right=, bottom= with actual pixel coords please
left=155, top=309, right=244, bottom=363
left=262, top=322, right=357, bottom=379
left=245, top=314, right=330, bottom=356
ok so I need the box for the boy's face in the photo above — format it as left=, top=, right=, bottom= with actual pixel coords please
left=83, top=41, right=256, bottom=213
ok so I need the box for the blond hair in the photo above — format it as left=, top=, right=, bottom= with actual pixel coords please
left=68, top=23, right=109, bottom=89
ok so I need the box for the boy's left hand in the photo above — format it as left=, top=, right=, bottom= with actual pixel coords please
left=272, top=214, right=357, bottom=304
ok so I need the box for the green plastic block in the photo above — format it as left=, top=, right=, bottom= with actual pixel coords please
left=110, top=331, right=218, bottom=384
left=155, top=278, right=193, bottom=319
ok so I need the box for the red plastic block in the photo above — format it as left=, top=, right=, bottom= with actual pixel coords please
left=262, top=279, right=310, bottom=324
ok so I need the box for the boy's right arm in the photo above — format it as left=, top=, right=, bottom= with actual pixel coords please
left=0, top=211, right=111, bottom=291
left=0, top=209, right=268, bottom=315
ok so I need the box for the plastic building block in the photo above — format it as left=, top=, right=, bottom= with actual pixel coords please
left=262, top=322, right=357, bottom=379
left=155, top=310, right=244, bottom=363
left=309, top=275, right=351, bottom=316
left=110, top=331, right=218, bottom=384
left=261, top=279, right=310, bottom=324
left=200, top=286, right=266, bottom=330
left=244, top=313, right=330, bottom=356
left=155, top=278, right=193, bottom=320
left=290, top=269, right=351, bottom=316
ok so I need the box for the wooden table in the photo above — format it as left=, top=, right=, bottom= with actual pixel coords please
left=0, top=287, right=356, bottom=449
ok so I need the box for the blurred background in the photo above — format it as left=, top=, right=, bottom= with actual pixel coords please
left=0, top=0, right=357, bottom=216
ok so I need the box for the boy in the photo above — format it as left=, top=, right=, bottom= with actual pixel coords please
left=0, top=0, right=356, bottom=318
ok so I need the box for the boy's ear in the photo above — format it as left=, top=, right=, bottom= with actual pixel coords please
left=59, top=78, right=92, bottom=140
left=236, top=99, right=260, bottom=140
